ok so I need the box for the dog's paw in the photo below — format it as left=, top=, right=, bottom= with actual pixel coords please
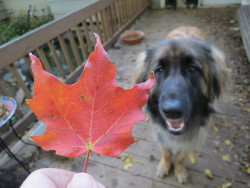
left=156, top=163, right=171, bottom=178
left=174, top=170, right=188, bottom=184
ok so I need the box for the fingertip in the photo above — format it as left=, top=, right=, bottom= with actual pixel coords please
left=67, top=173, right=94, bottom=188
left=68, top=173, right=105, bottom=188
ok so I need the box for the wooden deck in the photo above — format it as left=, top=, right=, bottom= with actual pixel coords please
left=0, top=7, right=249, bottom=188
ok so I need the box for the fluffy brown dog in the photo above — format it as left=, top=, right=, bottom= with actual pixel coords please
left=135, top=26, right=228, bottom=183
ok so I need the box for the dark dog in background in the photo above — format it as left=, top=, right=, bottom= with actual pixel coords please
left=135, top=26, right=228, bottom=183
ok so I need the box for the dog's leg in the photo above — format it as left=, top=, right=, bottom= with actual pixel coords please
left=157, top=144, right=172, bottom=178
left=174, top=151, right=188, bottom=184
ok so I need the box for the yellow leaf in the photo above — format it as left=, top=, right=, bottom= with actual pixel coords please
left=222, top=154, right=231, bottom=163
left=222, top=182, right=232, bottom=188
left=230, top=96, right=236, bottom=101
left=224, top=139, right=232, bottom=146
left=229, top=19, right=235, bottom=23
left=243, top=108, right=250, bottom=113
left=124, top=163, right=133, bottom=170
left=247, top=167, right=250, bottom=174
left=28, top=162, right=35, bottom=168
left=213, top=127, right=219, bottom=132
left=123, top=154, right=133, bottom=164
left=204, top=169, right=213, bottom=179
left=189, top=154, right=196, bottom=164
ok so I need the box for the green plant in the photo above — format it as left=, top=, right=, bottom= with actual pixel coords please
left=0, top=11, right=53, bottom=45
left=30, top=14, right=53, bottom=29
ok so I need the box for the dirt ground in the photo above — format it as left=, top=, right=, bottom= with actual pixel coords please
left=0, top=7, right=249, bottom=188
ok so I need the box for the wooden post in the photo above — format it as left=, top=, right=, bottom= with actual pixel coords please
left=75, top=25, right=88, bottom=60
left=7, top=64, right=32, bottom=99
left=100, top=9, right=110, bottom=41
left=82, top=21, right=93, bottom=53
left=58, top=35, right=75, bottom=72
left=94, top=13, right=104, bottom=42
left=36, top=48, right=53, bottom=74
left=22, top=56, right=33, bottom=75
left=48, top=41, right=66, bottom=79
left=67, top=30, right=82, bottom=66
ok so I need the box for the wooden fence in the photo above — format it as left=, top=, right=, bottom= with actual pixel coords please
left=0, top=0, right=149, bottom=145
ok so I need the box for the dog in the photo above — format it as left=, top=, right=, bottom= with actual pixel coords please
left=135, top=26, right=228, bottom=183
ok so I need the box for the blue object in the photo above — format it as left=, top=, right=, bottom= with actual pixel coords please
left=0, top=96, right=17, bottom=127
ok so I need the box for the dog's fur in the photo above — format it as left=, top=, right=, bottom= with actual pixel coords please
left=135, top=26, right=228, bottom=183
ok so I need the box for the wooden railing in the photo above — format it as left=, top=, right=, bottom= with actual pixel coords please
left=0, top=0, right=149, bottom=145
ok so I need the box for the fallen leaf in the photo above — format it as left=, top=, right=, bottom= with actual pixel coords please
left=229, top=27, right=240, bottom=31
left=230, top=96, right=236, bottom=101
left=27, top=34, right=155, bottom=160
left=189, top=154, right=196, bottom=164
left=247, top=167, right=250, bottom=174
left=124, top=163, right=133, bottom=170
left=28, top=162, right=35, bottom=168
left=204, top=169, right=213, bottom=179
left=123, top=154, right=133, bottom=164
left=221, top=182, right=232, bottom=188
left=222, top=154, right=232, bottom=163
left=242, top=108, right=250, bottom=113
left=229, top=19, right=235, bottom=24
left=224, top=139, right=232, bottom=146
left=213, top=126, right=219, bottom=133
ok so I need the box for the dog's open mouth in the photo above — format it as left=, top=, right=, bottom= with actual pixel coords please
left=166, top=119, right=185, bottom=133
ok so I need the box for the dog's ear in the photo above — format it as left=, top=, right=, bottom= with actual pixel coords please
left=135, top=48, right=154, bottom=84
left=209, top=46, right=229, bottom=101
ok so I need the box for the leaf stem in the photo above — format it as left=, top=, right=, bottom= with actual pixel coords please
left=83, top=149, right=91, bottom=172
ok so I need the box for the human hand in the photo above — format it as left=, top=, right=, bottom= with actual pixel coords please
left=21, top=168, right=105, bottom=188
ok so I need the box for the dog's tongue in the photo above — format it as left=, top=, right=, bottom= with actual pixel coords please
left=166, top=119, right=184, bottom=129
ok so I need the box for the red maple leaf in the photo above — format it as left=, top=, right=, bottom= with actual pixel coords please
left=27, top=34, right=154, bottom=171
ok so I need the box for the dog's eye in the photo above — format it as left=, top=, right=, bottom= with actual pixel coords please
left=187, top=66, right=198, bottom=73
left=155, top=66, right=164, bottom=74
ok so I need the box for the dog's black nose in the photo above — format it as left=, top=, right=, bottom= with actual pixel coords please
left=162, top=100, right=183, bottom=119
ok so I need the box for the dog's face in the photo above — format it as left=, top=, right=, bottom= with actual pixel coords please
left=137, top=38, right=227, bottom=135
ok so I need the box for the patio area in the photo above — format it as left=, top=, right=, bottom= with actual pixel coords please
left=0, top=7, right=249, bottom=188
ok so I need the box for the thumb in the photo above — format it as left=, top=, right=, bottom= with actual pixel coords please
left=67, top=173, right=105, bottom=188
